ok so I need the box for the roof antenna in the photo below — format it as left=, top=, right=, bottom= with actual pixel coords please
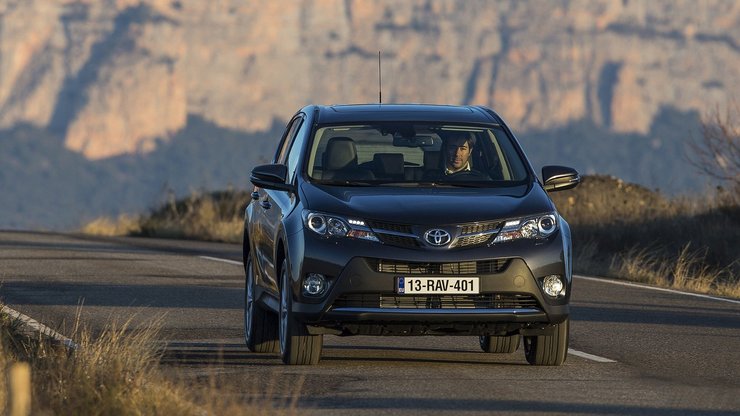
left=378, top=50, right=382, bottom=104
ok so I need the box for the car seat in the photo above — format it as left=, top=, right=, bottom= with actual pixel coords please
left=322, top=137, right=373, bottom=181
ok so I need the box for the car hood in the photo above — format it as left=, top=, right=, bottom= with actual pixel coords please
left=300, top=182, right=555, bottom=225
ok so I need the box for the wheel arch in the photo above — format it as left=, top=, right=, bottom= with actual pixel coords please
left=242, top=224, right=250, bottom=263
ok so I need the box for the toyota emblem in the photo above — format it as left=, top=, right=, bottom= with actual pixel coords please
left=424, top=229, right=451, bottom=246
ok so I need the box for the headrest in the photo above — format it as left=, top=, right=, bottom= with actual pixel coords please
left=324, top=137, right=357, bottom=170
left=373, top=153, right=405, bottom=176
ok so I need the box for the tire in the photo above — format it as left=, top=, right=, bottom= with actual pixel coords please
left=244, top=255, right=279, bottom=353
left=278, top=259, right=323, bottom=365
left=523, top=318, right=569, bottom=366
left=479, top=334, right=520, bottom=353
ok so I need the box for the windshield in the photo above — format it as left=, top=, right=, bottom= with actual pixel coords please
left=306, top=123, right=530, bottom=186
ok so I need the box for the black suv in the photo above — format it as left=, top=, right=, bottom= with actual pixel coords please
left=244, top=104, right=579, bottom=365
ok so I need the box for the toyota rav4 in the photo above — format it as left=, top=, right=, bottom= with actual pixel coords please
left=244, top=104, right=580, bottom=365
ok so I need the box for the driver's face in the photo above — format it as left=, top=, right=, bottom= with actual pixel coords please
left=446, top=137, right=472, bottom=171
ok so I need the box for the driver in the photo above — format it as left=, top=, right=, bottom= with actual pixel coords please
left=444, top=132, right=475, bottom=175
left=422, top=131, right=489, bottom=181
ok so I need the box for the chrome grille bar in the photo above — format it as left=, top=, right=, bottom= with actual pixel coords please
left=368, top=258, right=510, bottom=275
left=332, top=293, right=540, bottom=310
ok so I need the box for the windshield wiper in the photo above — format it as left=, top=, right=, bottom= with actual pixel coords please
left=317, top=180, right=375, bottom=186
left=371, top=181, right=429, bottom=187
left=372, top=181, right=490, bottom=188
left=437, top=181, right=491, bottom=188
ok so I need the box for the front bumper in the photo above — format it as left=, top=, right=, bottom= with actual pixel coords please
left=283, top=229, right=570, bottom=336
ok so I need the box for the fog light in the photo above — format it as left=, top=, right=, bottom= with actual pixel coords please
left=302, top=273, right=327, bottom=296
left=542, top=275, right=565, bottom=297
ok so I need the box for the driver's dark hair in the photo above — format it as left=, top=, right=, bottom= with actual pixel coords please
left=442, top=131, right=476, bottom=147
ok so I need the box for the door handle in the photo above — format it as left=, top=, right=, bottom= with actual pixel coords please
left=251, top=191, right=260, bottom=200
left=260, top=200, right=272, bottom=209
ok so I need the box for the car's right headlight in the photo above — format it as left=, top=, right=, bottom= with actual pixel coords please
left=492, top=212, right=558, bottom=243
left=303, top=211, right=380, bottom=242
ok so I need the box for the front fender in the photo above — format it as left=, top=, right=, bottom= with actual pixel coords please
left=559, top=215, right=573, bottom=285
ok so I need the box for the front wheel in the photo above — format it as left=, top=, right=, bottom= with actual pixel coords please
left=523, top=318, right=569, bottom=366
left=479, top=334, right=520, bottom=353
left=279, top=259, right=323, bottom=365
left=244, top=256, right=279, bottom=353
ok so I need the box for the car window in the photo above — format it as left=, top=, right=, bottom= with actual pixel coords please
left=285, top=117, right=308, bottom=183
left=305, top=123, right=529, bottom=186
left=274, top=116, right=303, bottom=164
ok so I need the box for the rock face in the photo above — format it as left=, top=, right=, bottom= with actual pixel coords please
left=0, top=0, right=738, bottom=159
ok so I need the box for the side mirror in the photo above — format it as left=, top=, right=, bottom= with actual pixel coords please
left=542, top=165, right=580, bottom=192
left=250, top=164, right=295, bottom=192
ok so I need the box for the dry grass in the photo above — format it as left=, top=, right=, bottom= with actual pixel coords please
left=0, top=312, right=295, bottom=415
left=552, top=175, right=740, bottom=298
left=81, top=215, right=141, bottom=236
left=610, top=244, right=738, bottom=297
left=137, top=190, right=248, bottom=242
left=82, top=190, right=249, bottom=243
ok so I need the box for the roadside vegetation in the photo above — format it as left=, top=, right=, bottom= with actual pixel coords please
left=0, top=312, right=293, bottom=415
left=550, top=175, right=739, bottom=297
left=83, top=190, right=249, bottom=243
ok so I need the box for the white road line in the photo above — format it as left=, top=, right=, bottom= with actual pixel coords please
left=568, top=348, right=616, bottom=363
left=199, top=256, right=243, bottom=266
left=1, top=305, right=78, bottom=350
left=574, top=275, right=740, bottom=305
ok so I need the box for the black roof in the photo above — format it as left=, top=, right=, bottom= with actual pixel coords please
left=309, top=104, right=501, bottom=125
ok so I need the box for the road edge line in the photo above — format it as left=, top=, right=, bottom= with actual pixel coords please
left=568, top=348, right=616, bottom=363
left=198, top=256, right=243, bottom=266
left=1, top=305, right=78, bottom=350
left=574, top=275, right=740, bottom=305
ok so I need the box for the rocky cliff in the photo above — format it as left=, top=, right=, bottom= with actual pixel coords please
left=1, top=0, right=738, bottom=159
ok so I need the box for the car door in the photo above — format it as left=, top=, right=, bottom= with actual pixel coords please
left=253, top=114, right=305, bottom=293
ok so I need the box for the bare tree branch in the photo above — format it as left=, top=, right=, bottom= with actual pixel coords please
left=687, top=101, right=740, bottom=188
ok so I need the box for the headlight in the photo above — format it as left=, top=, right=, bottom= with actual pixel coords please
left=492, top=213, right=558, bottom=243
left=306, top=213, right=327, bottom=234
left=303, top=211, right=380, bottom=242
left=327, top=217, right=349, bottom=236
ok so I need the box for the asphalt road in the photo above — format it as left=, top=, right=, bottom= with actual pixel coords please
left=1, top=230, right=738, bottom=415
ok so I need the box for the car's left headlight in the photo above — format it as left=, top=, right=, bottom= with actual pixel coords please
left=492, top=212, right=558, bottom=243
left=303, top=211, right=380, bottom=242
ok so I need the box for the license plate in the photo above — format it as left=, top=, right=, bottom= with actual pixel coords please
left=396, top=277, right=479, bottom=294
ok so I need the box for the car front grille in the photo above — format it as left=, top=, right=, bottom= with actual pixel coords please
left=332, top=293, right=540, bottom=310
left=453, top=233, right=492, bottom=247
left=460, top=221, right=502, bottom=235
left=365, top=220, right=502, bottom=249
left=367, top=258, right=510, bottom=275
left=375, top=234, right=420, bottom=248
left=366, top=221, right=413, bottom=234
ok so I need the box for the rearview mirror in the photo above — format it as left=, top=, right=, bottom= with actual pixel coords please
left=250, top=164, right=295, bottom=192
left=542, top=165, right=580, bottom=192
left=392, top=135, right=437, bottom=148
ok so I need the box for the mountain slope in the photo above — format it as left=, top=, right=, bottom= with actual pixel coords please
left=0, top=0, right=737, bottom=158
